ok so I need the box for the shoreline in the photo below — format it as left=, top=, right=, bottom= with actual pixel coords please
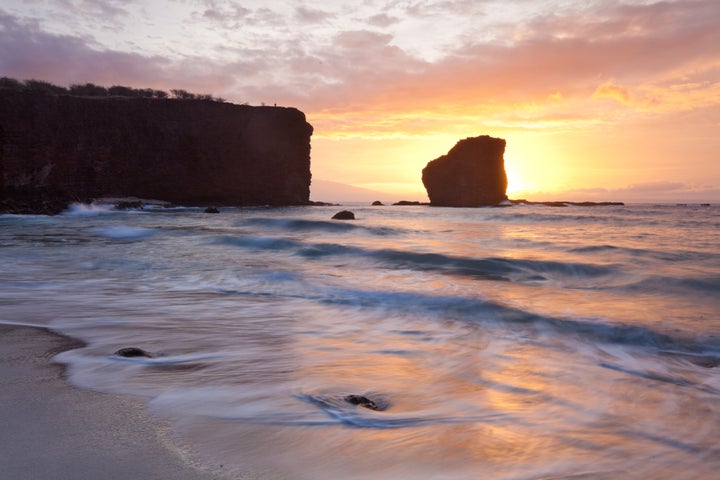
left=0, top=324, right=233, bottom=480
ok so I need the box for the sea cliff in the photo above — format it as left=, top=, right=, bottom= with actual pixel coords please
left=0, top=90, right=313, bottom=213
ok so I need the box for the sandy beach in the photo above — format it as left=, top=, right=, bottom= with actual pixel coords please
left=0, top=325, right=230, bottom=480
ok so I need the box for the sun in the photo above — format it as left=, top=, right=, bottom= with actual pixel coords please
left=504, top=152, right=539, bottom=198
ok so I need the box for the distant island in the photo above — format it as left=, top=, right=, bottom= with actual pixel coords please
left=509, top=199, right=624, bottom=207
left=0, top=78, right=312, bottom=214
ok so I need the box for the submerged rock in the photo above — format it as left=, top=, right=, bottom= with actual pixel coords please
left=114, top=347, right=155, bottom=358
left=0, top=188, right=71, bottom=215
left=204, top=206, right=220, bottom=213
left=115, top=201, right=144, bottom=210
left=332, top=210, right=355, bottom=220
left=422, top=135, right=508, bottom=207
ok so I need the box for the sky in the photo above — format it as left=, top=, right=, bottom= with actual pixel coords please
left=1, top=0, right=719, bottom=203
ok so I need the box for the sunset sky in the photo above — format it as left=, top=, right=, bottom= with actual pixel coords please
left=1, top=0, right=718, bottom=202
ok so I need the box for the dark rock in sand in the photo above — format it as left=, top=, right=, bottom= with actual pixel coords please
left=0, top=89, right=313, bottom=214
left=422, top=135, right=508, bottom=207
left=371, top=200, right=384, bottom=206
left=344, top=394, right=381, bottom=411
left=332, top=210, right=355, bottom=220
left=204, top=206, right=220, bottom=213
left=114, top=347, right=155, bottom=358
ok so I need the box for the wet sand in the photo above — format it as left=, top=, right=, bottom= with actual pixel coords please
left=0, top=325, right=233, bottom=480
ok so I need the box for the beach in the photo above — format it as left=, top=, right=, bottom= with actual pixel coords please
left=0, top=325, right=230, bottom=480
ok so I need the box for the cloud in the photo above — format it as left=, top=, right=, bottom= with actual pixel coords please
left=400, top=0, right=489, bottom=18
left=593, top=81, right=632, bottom=105
left=332, top=30, right=393, bottom=49
left=202, top=3, right=251, bottom=25
left=366, top=13, right=400, bottom=28
left=196, top=2, right=281, bottom=29
left=9, top=0, right=131, bottom=37
left=43, top=0, right=130, bottom=19
left=0, top=11, right=232, bottom=93
left=295, top=6, right=333, bottom=24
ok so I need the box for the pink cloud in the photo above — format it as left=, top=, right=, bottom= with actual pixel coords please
left=366, top=13, right=400, bottom=28
left=0, top=11, right=236, bottom=94
left=295, top=6, right=333, bottom=24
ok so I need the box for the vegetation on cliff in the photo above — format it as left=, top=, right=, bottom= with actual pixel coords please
left=0, top=77, right=226, bottom=103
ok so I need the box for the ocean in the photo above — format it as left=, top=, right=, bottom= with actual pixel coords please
left=1, top=203, right=719, bottom=479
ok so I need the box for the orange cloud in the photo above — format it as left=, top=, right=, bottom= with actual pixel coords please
left=593, top=81, right=632, bottom=105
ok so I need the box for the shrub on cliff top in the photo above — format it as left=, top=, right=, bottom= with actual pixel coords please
left=0, top=76, right=223, bottom=102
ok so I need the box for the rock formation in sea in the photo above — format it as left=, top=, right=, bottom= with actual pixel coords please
left=0, top=89, right=313, bottom=213
left=331, top=210, right=355, bottom=220
left=421, top=135, right=508, bottom=207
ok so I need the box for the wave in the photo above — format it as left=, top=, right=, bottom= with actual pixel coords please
left=367, top=249, right=617, bottom=282
left=216, top=234, right=717, bottom=297
left=568, top=244, right=719, bottom=264
left=215, top=234, right=619, bottom=284
left=314, top=287, right=717, bottom=353
left=144, top=386, right=504, bottom=430
left=484, top=211, right=640, bottom=226
left=216, top=235, right=303, bottom=251
left=89, top=225, right=157, bottom=239
left=237, top=217, right=401, bottom=236
left=622, top=274, right=720, bottom=295
left=599, top=363, right=720, bottom=394
left=295, top=392, right=498, bottom=429
left=486, top=205, right=720, bottom=234
left=61, top=203, right=118, bottom=216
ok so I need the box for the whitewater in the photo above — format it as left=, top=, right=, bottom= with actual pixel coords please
left=1, top=203, right=718, bottom=479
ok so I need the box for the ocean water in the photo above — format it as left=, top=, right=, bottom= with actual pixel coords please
left=1, top=203, right=719, bottom=479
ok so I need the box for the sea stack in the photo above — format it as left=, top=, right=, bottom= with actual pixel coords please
left=421, top=135, right=508, bottom=207
left=0, top=89, right=313, bottom=213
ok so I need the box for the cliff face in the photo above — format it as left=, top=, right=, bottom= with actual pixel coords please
left=421, top=135, right=508, bottom=207
left=0, top=90, right=313, bottom=212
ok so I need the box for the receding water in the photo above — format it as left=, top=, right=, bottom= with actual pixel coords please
left=1, top=203, right=719, bottom=479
